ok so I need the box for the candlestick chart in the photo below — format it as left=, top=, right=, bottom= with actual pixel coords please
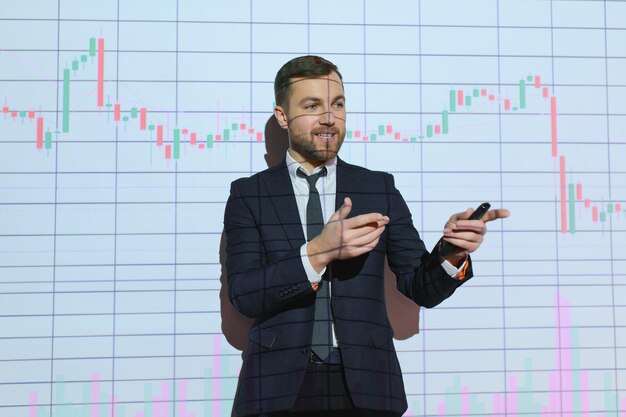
left=0, top=1, right=625, bottom=417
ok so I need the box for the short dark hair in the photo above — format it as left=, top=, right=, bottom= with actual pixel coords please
left=274, top=55, right=343, bottom=108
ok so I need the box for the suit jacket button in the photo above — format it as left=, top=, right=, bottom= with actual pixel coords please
left=300, top=345, right=309, bottom=354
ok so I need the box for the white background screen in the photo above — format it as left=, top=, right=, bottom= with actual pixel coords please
left=1, top=1, right=625, bottom=416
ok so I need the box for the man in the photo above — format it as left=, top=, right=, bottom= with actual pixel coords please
left=224, top=55, right=509, bottom=417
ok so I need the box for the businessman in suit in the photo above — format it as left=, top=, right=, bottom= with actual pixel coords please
left=224, top=55, right=509, bottom=417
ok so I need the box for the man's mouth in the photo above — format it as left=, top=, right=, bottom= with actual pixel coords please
left=313, top=131, right=336, bottom=141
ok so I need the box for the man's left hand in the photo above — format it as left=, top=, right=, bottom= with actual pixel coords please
left=441, top=207, right=510, bottom=264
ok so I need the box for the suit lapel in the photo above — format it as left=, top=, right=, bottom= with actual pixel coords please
left=262, top=157, right=361, bottom=251
left=262, top=161, right=305, bottom=250
left=335, top=157, right=360, bottom=213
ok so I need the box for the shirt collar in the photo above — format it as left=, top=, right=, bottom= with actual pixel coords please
left=286, top=150, right=337, bottom=180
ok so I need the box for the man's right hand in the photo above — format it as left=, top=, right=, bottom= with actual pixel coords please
left=307, top=197, right=390, bottom=273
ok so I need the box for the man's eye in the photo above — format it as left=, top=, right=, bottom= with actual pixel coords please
left=334, top=102, right=345, bottom=109
left=305, top=103, right=318, bottom=110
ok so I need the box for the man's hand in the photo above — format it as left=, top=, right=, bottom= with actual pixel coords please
left=440, top=206, right=510, bottom=265
left=307, top=197, right=389, bottom=273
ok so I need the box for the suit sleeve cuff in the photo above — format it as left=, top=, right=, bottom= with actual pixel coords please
left=301, top=243, right=325, bottom=287
left=441, top=258, right=469, bottom=280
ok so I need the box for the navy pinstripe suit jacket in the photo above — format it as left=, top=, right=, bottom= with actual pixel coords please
left=224, top=157, right=471, bottom=416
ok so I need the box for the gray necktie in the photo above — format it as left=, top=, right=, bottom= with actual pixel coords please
left=297, top=167, right=331, bottom=360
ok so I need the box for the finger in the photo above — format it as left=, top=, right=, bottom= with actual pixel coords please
left=352, top=226, right=386, bottom=245
left=343, top=212, right=389, bottom=229
left=456, top=208, right=510, bottom=227
left=441, top=235, right=482, bottom=253
left=339, top=229, right=385, bottom=255
left=329, top=196, right=353, bottom=222
left=445, top=209, right=473, bottom=230
left=340, top=224, right=385, bottom=247
left=344, top=223, right=387, bottom=244
left=461, top=208, right=510, bottom=223
left=338, top=197, right=352, bottom=220
left=443, top=230, right=484, bottom=246
left=482, top=208, right=510, bottom=222
left=448, top=220, right=487, bottom=233
left=462, top=208, right=475, bottom=219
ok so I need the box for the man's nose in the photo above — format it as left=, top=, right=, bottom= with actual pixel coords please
left=319, top=109, right=335, bottom=125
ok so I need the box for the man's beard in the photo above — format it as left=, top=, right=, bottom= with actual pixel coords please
left=288, top=128, right=345, bottom=164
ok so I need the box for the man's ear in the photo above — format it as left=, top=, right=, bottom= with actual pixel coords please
left=274, top=106, right=289, bottom=129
